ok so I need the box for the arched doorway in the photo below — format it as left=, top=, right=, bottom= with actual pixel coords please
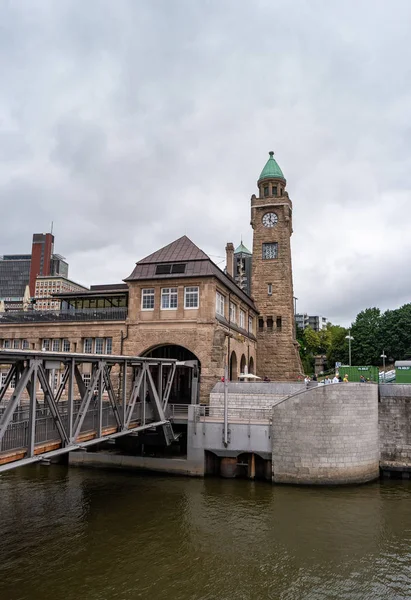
left=142, top=344, right=200, bottom=404
left=249, top=356, right=254, bottom=374
left=240, top=354, right=247, bottom=375
left=229, top=351, right=238, bottom=381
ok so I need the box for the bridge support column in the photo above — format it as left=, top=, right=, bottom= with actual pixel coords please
left=248, top=453, right=255, bottom=480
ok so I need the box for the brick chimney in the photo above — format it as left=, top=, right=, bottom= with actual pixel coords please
left=225, top=243, right=234, bottom=277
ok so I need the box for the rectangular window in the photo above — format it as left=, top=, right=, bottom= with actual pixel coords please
left=239, top=309, right=246, bottom=329
left=1, top=372, right=7, bottom=388
left=267, top=317, right=273, bottom=331
left=155, top=263, right=186, bottom=275
left=272, top=185, right=277, bottom=196
left=184, top=286, right=199, bottom=309
left=42, top=339, right=50, bottom=351
left=13, top=339, right=20, bottom=349
left=142, top=288, right=155, bottom=310
left=161, top=287, right=178, bottom=309
left=216, top=292, right=225, bottom=316
left=248, top=316, right=253, bottom=333
left=229, top=302, right=236, bottom=324
left=105, top=338, right=113, bottom=355
left=156, top=264, right=172, bottom=275
left=82, top=373, right=91, bottom=389
left=84, top=338, right=93, bottom=353
left=268, top=283, right=273, bottom=296
left=258, top=318, right=264, bottom=332
left=22, top=339, right=29, bottom=350
left=95, top=338, right=104, bottom=354
left=3, top=340, right=10, bottom=349
left=262, top=242, right=278, bottom=260
left=264, top=186, right=269, bottom=197
left=52, top=339, right=60, bottom=352
left=171, top=263, right=186, bottom=274
left=62, top=339, right=70, bottom=352
left=276, top=316, right=282, bottom=330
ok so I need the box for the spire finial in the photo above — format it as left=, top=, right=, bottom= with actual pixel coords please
left=269, top=150, right=274, bottom=157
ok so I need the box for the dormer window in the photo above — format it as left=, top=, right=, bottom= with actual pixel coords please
left=155, top=263, right=186, bottom=275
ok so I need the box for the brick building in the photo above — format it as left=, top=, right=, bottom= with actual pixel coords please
left=34, top=275, right=88, bottom=311
left=0, top=152, right=303, bottom=401
left=0, top=236, right=258, bottom=403
left=249, top=151, right=302, bottom=380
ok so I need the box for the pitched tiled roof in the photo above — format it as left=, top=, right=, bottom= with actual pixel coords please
left=137, top=235, right=209, bottom=264
left=125, top=236, right=258, bottom=313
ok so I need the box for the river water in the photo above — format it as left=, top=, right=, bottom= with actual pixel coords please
left=0, top=466, right=410, bottom=600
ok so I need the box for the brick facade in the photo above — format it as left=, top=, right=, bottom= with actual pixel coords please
left=251, top=178, right=303, bottom=380
left=0, top=276, right=257, bottom=404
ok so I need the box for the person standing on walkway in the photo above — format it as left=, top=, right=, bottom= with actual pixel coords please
left=332, top=375, right=339, bottom=383
left=343, top=374, right=349, bottom=382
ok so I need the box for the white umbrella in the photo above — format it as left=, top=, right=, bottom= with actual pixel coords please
left=239, top=373, right=261, bottom=380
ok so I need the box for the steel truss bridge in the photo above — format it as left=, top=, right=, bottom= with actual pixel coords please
left=0, top=350, right=180, bottom=473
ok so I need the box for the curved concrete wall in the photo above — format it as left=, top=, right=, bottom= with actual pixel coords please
left=272, top=383, right=379, bottom=485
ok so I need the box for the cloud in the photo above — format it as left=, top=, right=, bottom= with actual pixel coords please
left=1, top=0, right=411, bottom=326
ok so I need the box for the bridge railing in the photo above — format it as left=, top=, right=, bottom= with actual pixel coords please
left=194, top=405, right=272, bottom=423
left=0, top=306, right=128, bottom=324
left=0, top=402, right=143, bottom=454
left=165, top=404, right=190, bottom=420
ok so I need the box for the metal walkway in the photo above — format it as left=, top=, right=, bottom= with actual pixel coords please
left=0, top=350, right=179, bottom=473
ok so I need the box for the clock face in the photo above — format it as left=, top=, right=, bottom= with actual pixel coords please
left=262, top=212, right=278, bottom=228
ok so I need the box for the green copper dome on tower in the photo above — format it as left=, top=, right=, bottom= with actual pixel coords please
left=234, top=241, right=252, bottom=255
left=258, top=151, right=285, bottom=182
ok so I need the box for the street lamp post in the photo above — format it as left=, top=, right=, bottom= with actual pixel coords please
left=345, top=330, right=354, bottom=367
left=380, top=351, right=387, bottom=383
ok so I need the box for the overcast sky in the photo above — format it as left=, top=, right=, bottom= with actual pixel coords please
left=1, top=0, right=410, bottom=326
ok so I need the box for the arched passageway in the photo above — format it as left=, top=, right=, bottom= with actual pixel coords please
left=249, top=356, right=254, bottom=374
left=230, top=351, right=238, bottom=381
left=142, top=344, right=200, bottom=404
left=240, top=354, right=247, bottom=375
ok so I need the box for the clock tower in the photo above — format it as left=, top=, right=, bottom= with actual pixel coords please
left=251, top=151, right=302, bottom=380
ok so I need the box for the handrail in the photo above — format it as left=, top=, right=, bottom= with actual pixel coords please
left=272, top=381, right=378, bottom=409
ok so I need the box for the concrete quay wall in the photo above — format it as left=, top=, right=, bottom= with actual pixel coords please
left=210, top=382, right=305, bottom=415
left=272, top=383, right=379, bottom=485
left=69, top=451, right=204, bottom=476
left=379, top=384, right=411, bottom=464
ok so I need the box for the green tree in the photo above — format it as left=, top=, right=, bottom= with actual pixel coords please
left=326, top=324, right=348, bottom=367
left=303, top=326, right=320, bottom=354
left=350, top=307, right=381, bottom=365
left=380, top=304, right=411, bottom=361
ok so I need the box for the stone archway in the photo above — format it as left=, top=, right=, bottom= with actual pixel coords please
left=249, top=356, right=254, bottom=374
left=229, top=350, right=238, bottom=381
left=141, top=344, right=201, bottom=404
left=240, top=354, right=247, bottom=375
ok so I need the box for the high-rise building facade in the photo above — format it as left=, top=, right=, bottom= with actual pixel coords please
left=34, top=275, right=88, bottom=311
left=250, top=152, right=302, bottom=380
left=1, top=232, right=74, bottom=312
left=295, top=314, right=327, bottom=332
left=0, top=255, right=31, bottom=310
left=29, top=233, right=54, bottom=296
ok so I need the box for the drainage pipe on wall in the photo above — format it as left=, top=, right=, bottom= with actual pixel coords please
left=223, top=364, right=229, bottom=447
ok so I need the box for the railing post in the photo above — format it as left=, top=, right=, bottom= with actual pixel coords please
left=142, top=366, right=147, bottom=426
left=27, top=360, right=38, bottom=458
left=122, top=360, right=127, bottom=430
